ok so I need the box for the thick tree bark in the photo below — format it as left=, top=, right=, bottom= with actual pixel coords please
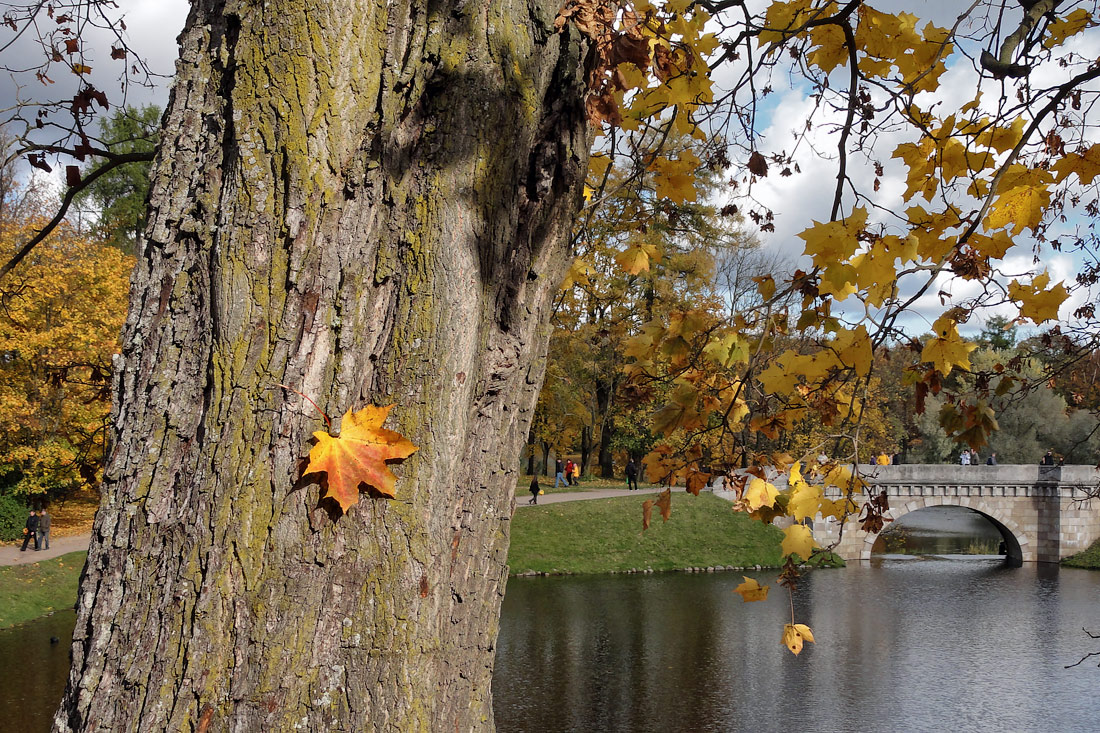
left=596, top=380, right=615, bottom=477
left=54, top=2, right=589, bottom=731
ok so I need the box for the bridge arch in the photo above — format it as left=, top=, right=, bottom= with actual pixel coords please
left=856, top=497, right=1029, bottom=564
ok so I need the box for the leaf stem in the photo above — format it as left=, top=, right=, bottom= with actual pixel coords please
left=278, top=384, right=331, bottom=429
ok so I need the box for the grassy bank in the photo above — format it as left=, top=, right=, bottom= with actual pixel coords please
left=1062, top=538, right=1100, bottom=569
left=509, top=492, right=784, bottom=575
left=0, top=551, right=85, bottom=628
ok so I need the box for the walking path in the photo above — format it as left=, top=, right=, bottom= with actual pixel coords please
left=0, top=487, right=686, bottom=566
left=0, top=533, right=92, bottom=566
left=520, top=486, right=666, bottom=506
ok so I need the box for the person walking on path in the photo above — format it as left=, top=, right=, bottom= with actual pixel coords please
left=625, top=460, right=639, bottom=491
left=37, top=508, right=51, bottom=550
left=528, top=476, right=541, bottom=505
left=20, top=509, right=39, bottom=552
left=571, top=461, right=580, bottom=485
left=554, top=458, right=567, bottom=489
left=564, top=460, right=575, bottom=486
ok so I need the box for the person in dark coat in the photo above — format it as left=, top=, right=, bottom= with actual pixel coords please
left=1041, top=450, right=1055, bottom=466
left=529, top=476, right=541, bottom=505
left=986, top=453, right=997, bottom=465
left=20, top=510, right=38, bottom=552
left=37, top=509, right=51, bottom=550
left=554, top=458, right=567, bottom=488
left=625, top=460, right=639, bottom=491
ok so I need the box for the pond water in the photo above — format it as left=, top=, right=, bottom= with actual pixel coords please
left=0, top=610, right=75, bottom=733
left=4, top=505, right=1098, bottom=732
left=493, top=559, right=1100, bottom=732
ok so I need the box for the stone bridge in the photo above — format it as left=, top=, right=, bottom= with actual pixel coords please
left=812, top=464, right=1100, bottom=564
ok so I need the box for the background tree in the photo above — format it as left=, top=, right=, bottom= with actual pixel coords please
left=0, top=144, right=131, bottom=501
left=74, top=104, right=160, bottom=254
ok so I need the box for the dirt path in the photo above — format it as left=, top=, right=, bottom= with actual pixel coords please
left=0, top=533, right=91, bottom=566
left=0, top=488, right=689, bottom=566
left=517, top=486, right=667, bottom=506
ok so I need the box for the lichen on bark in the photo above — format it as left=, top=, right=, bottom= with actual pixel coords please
left=53, top=1, right=590, bottom=731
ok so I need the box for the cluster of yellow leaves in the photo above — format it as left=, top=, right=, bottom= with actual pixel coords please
left=762, top=1, right=952, bottom=91
left=564, top=1, right=718, bottom=218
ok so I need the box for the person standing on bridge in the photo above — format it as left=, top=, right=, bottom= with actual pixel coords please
left=986, top=452, right=997, bottom=465
left=1041, top=450, right=1055, bottom=466
left=960, top=449, right=970, bottom=466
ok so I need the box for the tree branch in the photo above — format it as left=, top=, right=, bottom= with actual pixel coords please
left=0, top=150, right=153, bottom=281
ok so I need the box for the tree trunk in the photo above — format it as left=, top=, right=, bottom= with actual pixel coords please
left=54, top=2, right=589, bottom=731
left=596, top=380, right=614, bottom=477
left=579, top=424, right=591, bottom=475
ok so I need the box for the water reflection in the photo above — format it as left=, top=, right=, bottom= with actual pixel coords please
left=0, top=610, right=74, bottom=733
left=494, top=561, right=1100, bottom=732
left=875, top=505, right=1005, bottom=556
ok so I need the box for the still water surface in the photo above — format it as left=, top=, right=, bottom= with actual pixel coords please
left=493, top=559, right=1100, bottom=732
left=3, top=515, right=1098, bottom=733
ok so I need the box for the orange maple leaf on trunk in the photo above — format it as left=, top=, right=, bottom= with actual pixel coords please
left=305, top=404, right=418, bottom=512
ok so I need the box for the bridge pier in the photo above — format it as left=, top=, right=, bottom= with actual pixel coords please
left=813, top=465, right=1100, bottom=563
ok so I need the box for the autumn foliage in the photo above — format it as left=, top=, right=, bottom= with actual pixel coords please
left=0, top=189, right=132, bottom=498
left=554, top=0, right=1100, bottom=653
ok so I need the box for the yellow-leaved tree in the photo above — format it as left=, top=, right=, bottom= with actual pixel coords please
left=0, top=180, right=132, bottom=499
left=557, top=0, right=1100, bottom=652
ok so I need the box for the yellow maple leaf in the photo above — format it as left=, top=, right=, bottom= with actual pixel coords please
left=559, top=257, right=591, bottom=290
left=305, top=405, right=419, bottom=512
left=1008, top=272, right=1069, bottom=323
left=650, top=151, right=701, bottom=203
left=1044, top=8, right=1092, bottom=49
left=743, top=477, right=779, bottom=511
left=798, top=208, right=867, bottom=265
left=781, top=524, right=819, bottom=560
left=782, top=623, right=816, bottom=655
left=1051, top=144, right=1100, bottom=186
left=787, top=482, right=824, bottom=522
left=984, top=182, right=1050, bottom=235
left=616, top=241, right=659, bottom=275
left=703, top=333, right=747, bottom=368
left=921, top=315, right=977, bottom=375
left=808, top=24, right=848, bottom=73
left=734, top=576, right=769, bottom=602
left=980, top=117, right=1027, bottom=154
left=968, top=230, right=1013, bottom=259
left=831, top=325, right=873, bottom=377
left=759, top=0, right=812, bottom=46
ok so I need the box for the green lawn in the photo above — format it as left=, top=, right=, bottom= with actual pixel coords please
left=508, top=492, right=785, bottom=575
left=0, top=551, right=85, bottom=628
left=1062, top=538, right=1100, bottom=569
